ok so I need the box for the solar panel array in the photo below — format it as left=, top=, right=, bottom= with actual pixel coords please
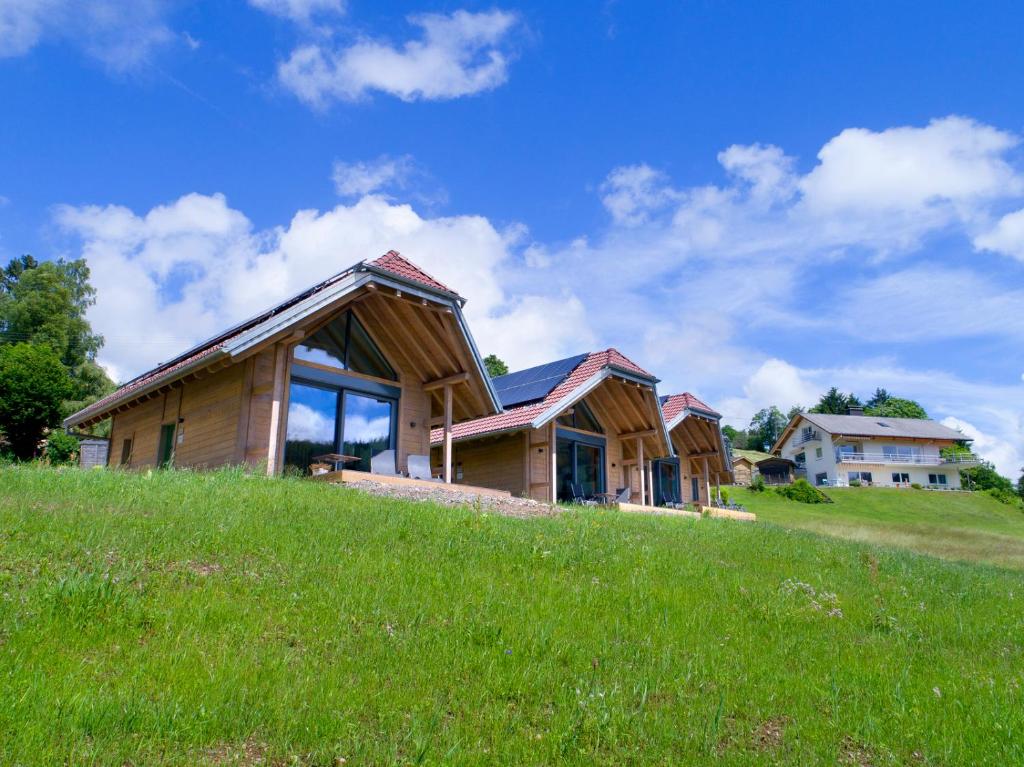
left=491, top=353, right=589, bottom=408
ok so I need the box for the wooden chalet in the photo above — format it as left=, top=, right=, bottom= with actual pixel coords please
left=660, top=393, right=733, bottom=505
left=63, top=252, right=501, bottom=480
left=427, top=350, right=673, bottom=506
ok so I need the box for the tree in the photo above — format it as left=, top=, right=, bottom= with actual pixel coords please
left=786, top=404, right=803, bottom=421
left=809, top=387, right=861, bottom=415
left=0, top=343, right=72, bottom=459
left=959, top=461, right=1014, bottom=494
left=722, top=424, right=748, bottom=450
left=1017, top=469, right=1024, bottom=501
left=865, top=388, right=890, bottom=409
left=747, top=406, right=788, bottom=451
left=865, top=397, right=928, bottom=419
left=0, top=255, right=112, bottom=405
left=483, top=354, right=509, bottom=378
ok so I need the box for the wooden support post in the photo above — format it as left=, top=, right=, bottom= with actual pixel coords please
left=443, top=383, right=453, bottom=484
left=703, top=456, right=711, bottom=505
left=266, top=343, right=288, bottom=476
left=647, top=461, right=655, bottom=507
left=715, top=474, right=721, bottom=506
left=550, top=421, right=558, bottom=504
left=637, top=437, right=646, bottom=507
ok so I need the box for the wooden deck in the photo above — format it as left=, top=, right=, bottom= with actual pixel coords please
left=617, top=501, right=702, bottom=519
left=313, top=469, right=513, bottom=498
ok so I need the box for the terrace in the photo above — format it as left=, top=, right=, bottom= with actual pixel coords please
left=835, top=450, right=981, bottom=466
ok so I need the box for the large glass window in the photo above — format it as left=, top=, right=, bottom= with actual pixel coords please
left=294, top=310, right=396, bottom=381
left=556, top=400, right=604, bottom=433
left=883, top=445, right=921, bottom=461
left=340, top=392, right=394, bottom=472
left=555, top=433, right=605, bottom=501
left=284, top=382, right=339, bottom=473
left=284, top=377, right=397, bottom=474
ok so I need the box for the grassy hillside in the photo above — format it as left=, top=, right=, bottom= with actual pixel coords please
left=1, top=467, right=1022, bottom=765
left=731, top=486, right=1024, bottom=570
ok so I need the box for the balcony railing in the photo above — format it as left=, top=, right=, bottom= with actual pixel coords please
left=792, top=430, right=821, bottom=446
left=835, top=451, right=981, bottom=466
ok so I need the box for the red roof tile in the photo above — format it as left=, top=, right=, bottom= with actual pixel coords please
left=431, top=348, right=655, bottom=443
left=662, top=392, right=720, bottom=423
left=369, top=251, right=455, bottom=294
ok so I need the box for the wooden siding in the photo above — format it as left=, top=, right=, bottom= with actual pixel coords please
left=450, top=433, right=525, bottom=496
left=241, top=347, right=278, bottom=467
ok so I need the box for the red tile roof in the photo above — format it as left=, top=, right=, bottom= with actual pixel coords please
left=368, top=251, right=454, bottom=294
left=662, top=392, right=720, bottom=423
left=431, top=348, right=655, bottom=443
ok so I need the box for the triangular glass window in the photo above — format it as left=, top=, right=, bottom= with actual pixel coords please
left=293, top=310, right=397, bottom=381
left=556, top=399, right=604, bottom=433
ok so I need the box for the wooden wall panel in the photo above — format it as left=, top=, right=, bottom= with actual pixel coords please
left=451, top=433, right=525, bottom=495
left=398, top=380, right=430, bottom=472
left=243, top=348, right=278, bottom=467
left=109, top=395, right=164, bottom=468
left=174, top=363, right=245, bottom=469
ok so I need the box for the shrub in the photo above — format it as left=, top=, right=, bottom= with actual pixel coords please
left=774, top=478, right=832, bottom=504
left=750, top=474, right=766, bottom=492
left=719, top=487, right=730, bottom=505
left=986, top=487, right=1023, bottom=508
left=849, top=479, right=861, bottom=488
left=44, top=430, right=79, bottom=465
left=911, top=483, right=923, bottom=490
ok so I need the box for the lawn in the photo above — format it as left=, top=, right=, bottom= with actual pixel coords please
left=731, top=486, right=1024, bottom=570
left=0, top=466, right=1022, bottom=765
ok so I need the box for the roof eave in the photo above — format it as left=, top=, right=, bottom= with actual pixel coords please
left=63, top=347, right=231, bottom=429
left=360, top=263, right=465, bottom=306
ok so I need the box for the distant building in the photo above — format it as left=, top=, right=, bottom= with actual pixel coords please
left=732, top=449, right=796, bottom=486
left=772, top=411, right=980, bottom=488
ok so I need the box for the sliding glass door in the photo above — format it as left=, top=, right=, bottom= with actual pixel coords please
left=555, top=430, right=605, bottom=501
left=339, top=391, right=394, bottom=472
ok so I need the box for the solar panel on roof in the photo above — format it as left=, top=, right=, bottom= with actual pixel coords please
left=491, top=353, right=589, bottom=408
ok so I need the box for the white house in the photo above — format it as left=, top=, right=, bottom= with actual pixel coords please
left=772, top=411, right=980, bottom=489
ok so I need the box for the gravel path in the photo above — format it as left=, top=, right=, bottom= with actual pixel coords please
left=343, top=479, right=558, bottom=519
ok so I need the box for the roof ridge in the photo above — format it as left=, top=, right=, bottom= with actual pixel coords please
left=367, top=250, right=455, bottom=295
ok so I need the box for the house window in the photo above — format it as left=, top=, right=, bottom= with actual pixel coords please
left=555, top=431, right=606, bottom=501
left=928, top=473, right=948, bottom=486
left=883, top=445, right=921, bottom=462
left=815, top=447, right=823, bottom=459
left=293, top=310, right=397, bottom=381
left=848, top=471, right=872, bottom=484
left=794, top=451, right=806, bottom=465
left=284, top=377, right=398, bottom=474
left=556, top=400, right=604, bottom=433
left=891, top=472, right=910, bottom=484
left=815, top=472, right=828, bottom=486
left=119, top=438, right=132, bottom=466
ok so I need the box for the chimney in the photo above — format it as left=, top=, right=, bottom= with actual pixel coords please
left=847, top=405, right=864, bottom=416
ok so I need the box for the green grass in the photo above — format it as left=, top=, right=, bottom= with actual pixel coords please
left=732, top=486, right=1024, bottom=570
left=1, top=466, right=1022, bottom=765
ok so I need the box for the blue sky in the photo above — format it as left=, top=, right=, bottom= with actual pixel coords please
left=1, top=0, right=1022, bottom=474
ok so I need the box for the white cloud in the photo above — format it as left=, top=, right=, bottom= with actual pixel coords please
left=249, top=0, right=344, bottom=24
left=277, top=9, right=520, bottom=106
left=0, top=0, right=175, bottom=70
left=718, top=143, right=796, bottom=206
left=56, top=192, right=592, bottom=385
left=975, top=208, right=1024, bottom=262
left=286, top=402, right=334, bottom=442
left=941, top=416, right=1022, bottom=479
left=600, top=164, right=679, bottom=226
left=332, top=154, right=413, bottom=197
left=799, top=116, right=1021, bottom=213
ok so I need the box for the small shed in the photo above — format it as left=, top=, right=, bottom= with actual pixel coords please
left=78, top=436, right=110, bottom=469
left=731, top=449, right=774, bottom=485
left=755, top=456, right=797, bottom=485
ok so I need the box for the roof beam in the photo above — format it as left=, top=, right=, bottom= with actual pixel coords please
left=424, top=372, right=470, bottom=391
